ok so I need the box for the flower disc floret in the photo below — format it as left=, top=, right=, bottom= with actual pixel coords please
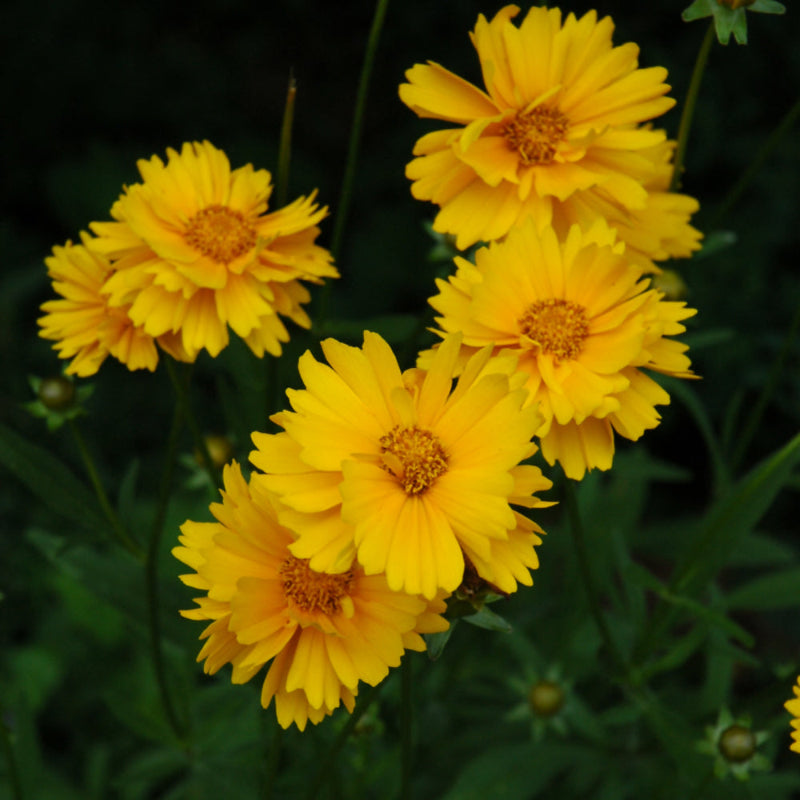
left=250, top=331, right=552, bottom=600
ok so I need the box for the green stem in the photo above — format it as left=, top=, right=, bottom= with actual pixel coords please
left=314, top=0, right=390, bottom=333
left=0, top=716, right=23, bottom=800
left=401, top=655, right=413, bottom=800
left=146, top=391, right=188, bottom=742
left=711, top=94, right=800, bottom=228
left=563, top=480, right=628, bottom=676
left=329, top=0, right=390, bottom=261
left=262, top=722, right=282, bottom=800
left=730, top=300, right=800, bottom=471
left=670, top=22, right=715, bottom=192
left=164, top=358, right=219, bottom=495
left=303, top=683, right=381, bottom=800
left=67, top=420, right=144, bottom=559
left=275, top=71, right=297, bottom=208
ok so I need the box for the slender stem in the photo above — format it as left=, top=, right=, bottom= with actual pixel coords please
left=730, top=300, right=800, bottom=471
left=164, top=358, right=219, bottom=495
left=262, top=722, right=282, bottom=800
left=710, top=94, right=800, bottom=227
left=400, top=655, right=413, bottom=800
left=275, top=71, right=297, bottom=208
left=563, top=480, right=628, bottom=676
left=303, top=683, right=381, bottom=800
left=0, top=715, right=23, bottom=800
left=146, top=390, right=189, bottom=742
left=67, top=419, right=144, bottom=559
left=670, top=22, right=715, bottom=192
left=329, top=0, right=391, bottom=262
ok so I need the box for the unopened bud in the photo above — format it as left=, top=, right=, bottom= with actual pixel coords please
left=719, top=724, right=757, bottom=763
left=37, top=376, right=76, bottom=411
left=528, top=680, right=565, bottom=718
left=716, top=0, right=756, bottom=9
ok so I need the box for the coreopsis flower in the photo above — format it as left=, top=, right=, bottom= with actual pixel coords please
left=38, top=235, right=160, bottom=376
left=399, top=5, right=701, bottom=268
left=422, top=220, right=697, bottom=480
left=174, top=461, right=448, bottom=731
left=250, top=331, right=552, bottom=600
left=90, top=140, right=338, bottom=360
left=784, top=675, right=800, bottom=753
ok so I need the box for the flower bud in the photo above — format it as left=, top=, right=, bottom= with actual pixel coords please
left=37, top=376, right=76, bottom=411
left=719, top=724, right=757, bottom=763
left=651, top=270, right=688, bottom=301
left=195, top=434, right=234, bottom=469
left=716, top=0, right=756, bottom=8
left=528, top=680, right=565, bottom=718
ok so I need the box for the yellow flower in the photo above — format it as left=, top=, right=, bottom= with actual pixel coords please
left=250, top=332, right=552, bottom=600
left=399, top=5, right=700, bottom=267
left=784, top=675, right=800, bottom=753
left=174, top=461, right=448, bottom=731
left=423, top=220, right=697, bottom=480
left=90, top=141, right=338, bottom=360
left=37, top=235, right=160, bottom=376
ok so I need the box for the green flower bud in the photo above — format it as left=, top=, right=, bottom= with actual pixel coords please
left=528, top=680, right=565, bottom=718
left=717, top=0, right=756, bottom=8
left=719, top=724, right=757, bottom=763
left=37, top=376, right=76, bottom=411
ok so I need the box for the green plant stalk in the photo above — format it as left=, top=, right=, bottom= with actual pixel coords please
left=261, top=722, right=282, bottom=800
left=315, top=0, right=390, bottom=330
left=67, top=419, right=144, bottom=559
left=146, top=395, right=188, bottom=743
left=0, top=716, right=23, bottom=800
left=670, top=22, right=715, bottom=192
left=730, top=290, right=800, bottom=470
left=164, top=358, right=220, bottom=495
left=401, top=655, right=413, bottom=800
left=303, top=683, right=382, bottom=800
left=275, top=71, right=297, bottom=209
left=563, top=480, right=628, bottom=677
left=711, top=93, right=800, bottom=227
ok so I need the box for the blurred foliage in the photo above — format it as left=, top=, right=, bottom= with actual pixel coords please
left=1, top=0, right=799, bottom=798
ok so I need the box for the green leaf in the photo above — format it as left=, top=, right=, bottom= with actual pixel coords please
left=0, top=422, right=108, bottom=537
left=727, top=567, right=800, bottom=610
left=682, top=0, right=714, bottom=22
left=462, top=604, right=513, bottom=633
left=693, top=229, right=737, bottom=260
left=675, top=430, right=800, bottom=596
left=424, top=625, right=456, bottom=661
left=442, top=742, right=581, bottom=800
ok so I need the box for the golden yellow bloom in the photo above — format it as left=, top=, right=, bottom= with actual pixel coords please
left=423, top=220, right=697, bottom=480
left=38, top=235, right=160, bottom=376
left=784, top=675, right=800, bottom=753
left=174, top=461, right=448, bottom=731
left=90, top=141, right=338, bottom=360
left=399, top=5, right=700, bottom=267
left=251, top=332, right=552, bottom=600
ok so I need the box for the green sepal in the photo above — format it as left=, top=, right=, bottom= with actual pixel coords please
left=682, top=0, right=786, bottom=45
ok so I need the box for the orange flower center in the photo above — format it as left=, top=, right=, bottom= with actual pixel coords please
left=379, top=425, right=448, bottom=495
left=503, top=105, right=569, bottom=166
left=184, top=204, right=257, bottom=264
left=518, top=299, right=589, bottom=362
left=279, top=555, right=354, bottom=615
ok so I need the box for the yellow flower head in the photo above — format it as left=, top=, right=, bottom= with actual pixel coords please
left=90, top=141, right=338, bottom=360
left=785, top=675, right=800, bottom=753
left=399, top=5, right=701, bottom=267
left=174, top=461, right=448, bottom=731
left=38, top=235, right=160, bottom=376
left=250, top=331, right=552, bottom=600
left=423, top=220, right=697, bottom=480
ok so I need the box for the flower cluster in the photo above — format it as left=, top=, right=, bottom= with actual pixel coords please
left=176, top=331, right=552, bottom=728
left=402, top=5, right=700, bottom=479
left=38, top=141, right=337, bottom=375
